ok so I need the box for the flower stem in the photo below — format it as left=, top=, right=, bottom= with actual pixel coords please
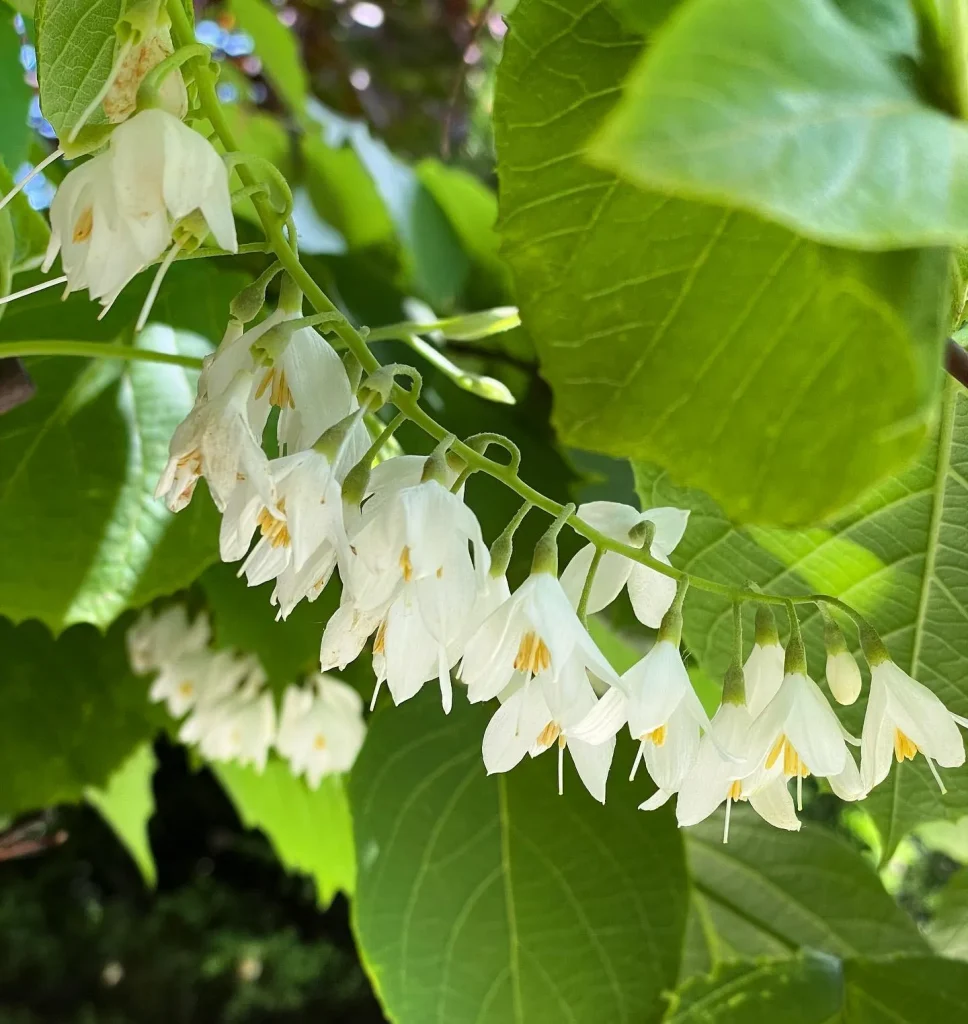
left=577, top=547, right=604, bottom=626
left=0, top=341, right=204, bottom=370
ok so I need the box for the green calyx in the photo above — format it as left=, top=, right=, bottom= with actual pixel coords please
left=722, top=662, right=747, bottom=706
left=421, top=435, right=456, bottom=486
left=754, top=603, right=779, bottom=647
left=530, top=503, right=576, bottom=577
left=628, top=518, right=656, bottom=549
left=859, top=621, right=892, bottom=667
left=656, top=578, right=689, bottom=646
left=312, top=410, right=362, bottom=461
left=783, top=636, right=807, bottom=676
left=821, top=607, right=848, bottom=656
left=229, top=263, right=283, bottom=324
left=489, top=501, right=532, bottom=579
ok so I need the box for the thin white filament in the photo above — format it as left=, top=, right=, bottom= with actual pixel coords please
left=797, top=773, right=803, bottom=812
left=629, top=741, right=645, bottom=782
left=136, top=242, right=183, bottom=332
left=68, top=40, right=134, bottom=144
left=369, top=677, right=383, bottom=713
left=723, top=796, right=732, bottom=844
left=557, top=741, right=564, bottom=796
left=0, top=274, right=68, bottom=306
left=0, top=148, right=63, bottom=214
left=925, top=755, right=947, bottom=795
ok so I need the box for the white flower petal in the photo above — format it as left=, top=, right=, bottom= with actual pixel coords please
left=567, top=737, right=614, bottom=804
left=748, top=776, right=800, bottom=831
left=626, top=557, right=677, bottom=629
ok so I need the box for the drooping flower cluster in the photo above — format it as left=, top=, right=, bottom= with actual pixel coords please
left=128, top=605, right=365, bottom=784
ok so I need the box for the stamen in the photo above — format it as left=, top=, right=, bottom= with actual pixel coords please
left=629, top=741, right=645, bottom=782
left=0, top=274, right=69, bottom=307
left=765, top=734, right=786, bottom=770
left=373, top=619, right=387, bottom=656
left=257, top=498, right=289, bottom=548
left=723, top=795, right=732, bottom=844
left=369, top=677, right=383, bottom=712
left=136, top=241, right=183, bottom=332
left=557, top=737, right=565, bottom=796
left=0, top=147, right=63, bottom=214
left=727, top=780, right=742, bottom=800
left=893, top=728, right=919, bottom=763
left=642, top=724, right=667, bottom=748
left=925, top=755, right=948, bottom=795
left=536, top=721, right=560, bottom=748
left=313, top=733, right=327, bottom=751
left=254, top=368, right=273, bottom=400
left=513, top=631, right=551, bottom=674
left=400, top=546, right=414, bottom=582
left=177, top=681, right=193, bottom=699
left=797, top=773, right=803, bottom=812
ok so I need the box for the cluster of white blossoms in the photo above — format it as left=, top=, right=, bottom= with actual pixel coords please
left=127, top=605, right=365, bottom=786
left=155, top=321, right=968, bottom=838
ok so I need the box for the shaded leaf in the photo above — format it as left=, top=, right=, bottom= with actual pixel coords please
left=349, top=689, right=689, bottom=1024
left=230, top=0, right=308, bottom=114
left=216, top=760, right=355, bottom=908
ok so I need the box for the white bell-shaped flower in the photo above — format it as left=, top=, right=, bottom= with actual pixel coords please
left=560, top=502, right=688, bottom=627
left=43, top=154, right=149, bottom=307
left=109, top=108, right=237, bottom=259
left=127, top=605, right=210, bottom=674
left=743, top=639, right=785, bottom=718
left=149, top=648, right=250, bottom=719
left=665, top=701, right=801, bottom=840
left=277, top=674, right=366, bottom=786
left=860, top=658, right=968, bottom=793
left=748, top=660, right=853, bottom=810
left=319, top=598, right=386, bottom=672
left=482, top=657, right=615, bottom=803
left=155, top=369, right=274, bottom=513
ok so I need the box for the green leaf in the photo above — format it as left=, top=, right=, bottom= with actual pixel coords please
left=592, top=0, right=968, bottom=249
left=666, top=954, right=968, bottom=1023
left=35, top=0, right=121, bottom=150
left=0, top=327, right=219, bottom=632
left=0, top=14, right=32, bottom=170
left=0, top=160, right=51, bottom=271
left=927, top=867, right=968, bottom=960
left=216, top=760, right=355, bottom=908
left=495, top=0, right=949, bottom=526
left=665, top=955, right=844, bottom=1023
left=86, top=742, right=157, bottom=885
left=0, top=616, right=159, bottom=816
left=842, top=956, right=968, bottom=1020
left=230, top=0, right=308, bottom=114
left=686, top=812, right=928, bottom=962
left=349, top=689, right=689, bottom=1024
left=634, top=378, right=968, bottom=855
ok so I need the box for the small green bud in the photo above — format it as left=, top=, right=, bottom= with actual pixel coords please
left=628, top=518, right=656, bottom=549
left=754, top=604, right=779, bottom=647
left=822, top=611, right=848, bottom=656
left=489, top=533, right=513, bottom=579
left=230, top=267, right=281, bottom=324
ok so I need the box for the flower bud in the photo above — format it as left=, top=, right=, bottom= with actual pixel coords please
left=826, top=650, right=862, bottom=706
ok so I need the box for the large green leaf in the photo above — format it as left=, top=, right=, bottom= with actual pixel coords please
left=665, top=954, right=968, bottom=1023
left=0, top=327, right=219, bottom=632
left=0, top=616, right=160, bottom=816
left=686, top=812, right=928, bottom=962
left=593, top=0, right=968, bottom=249
left=86, top=742, right=157, bottom=886
left=927, top=867, right=968, bottom=960
left=634, top=378, right=968, bottom=856
left=216, top=760, right=355, bottom=908
left=349, top=690, right=689, bottom=1024
left=495, top=0, right=949, bottom=526
left=35, top=0, right=120, bottom=150
left=665, top=955, right=843, bottom=1024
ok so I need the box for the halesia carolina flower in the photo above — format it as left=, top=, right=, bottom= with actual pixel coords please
left=276, top=674, right=366, bottom=786
left=743, top=606, right=786, bottom=718
left=155, top=369, right=274, bottom=513
left=461, top=571, right=617, bottom=704
left=748, top=664, right=853, bottom=810
left=149, top=648, right=251, bottom=719
left=861, top=657, right=968, bottom=793
left=826, top=650, right=863, bottom=706
left=482, top=657, right=615, bottom=803
left=179, top=661, right=276, bottom=771
left=126, top=605, right=210, bottom=675
left=560, top=501, right=689, bottom=627
left=667, top=701, right=801, bottom=841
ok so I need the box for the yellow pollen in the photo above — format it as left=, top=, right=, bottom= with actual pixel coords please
left=641, top=724, right=667, bottom=747
left=727, top=780, right=743, bottom=801
left=313, top=733, right=327, bottom=751
left=436, top=566, right=443, bottom=579
left=766, top=734, right=810, bottom=778
left=256, top=497, right=290, bottom=548
left=537, top=721, right=560, bottom=747
left=178, top=681, right=194, bottom=698
left=73, top=206, right=94, bottom=243
left=894, top=728, right=919, bottom=763
left=373, top=619, right=387, bottom=656
left=254, top=368, right=295, bottom=409
left=513, top=631, right=552, bottom=674
left=400, top=546, right=414, bottom=582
